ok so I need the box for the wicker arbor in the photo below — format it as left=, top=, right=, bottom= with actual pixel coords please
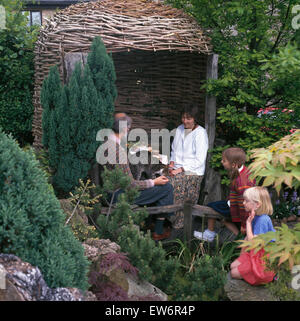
left=32, top=0, right=214, bottom=148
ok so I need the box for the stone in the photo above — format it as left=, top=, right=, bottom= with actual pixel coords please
left=0, top=254, right=96, bottom=301
left=83, top=238, right=121, bottom=259
left=126, top=273, right=168, bottom=301
left=0, top=279, right=25, bottom=301
left=224, top=272, right=279, bottom=301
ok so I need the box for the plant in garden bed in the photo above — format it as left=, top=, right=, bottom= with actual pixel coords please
left=88, top=252, right=138, bottom=301
left=92, top=167, right=179, bottom=294
left=165, top=239, right=228, bottom=301
left=272, top=190, right=300, bottom=223
left=63, top=178, right=100, bottom=241
left=217, top=237, right=243, bottom=271
left=248, top=129, right=300, bottom=194
left=0, top=0, right=39, bottom=146
left=0, top=130, right=90, bottom=290
left=41, top=36, right=116, bottom=195
left=168, top=252, right=227, bottom=301
left=22, top=146, right=54, bottom=183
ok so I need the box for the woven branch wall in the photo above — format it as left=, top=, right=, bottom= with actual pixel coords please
left=32, top=0, right=212, bottom=148
left=113, top=50, right=207, bottom=131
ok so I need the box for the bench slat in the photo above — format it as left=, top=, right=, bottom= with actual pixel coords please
left=100, top=204, right=183, bottom=215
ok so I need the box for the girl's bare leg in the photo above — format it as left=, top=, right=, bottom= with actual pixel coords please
left=230, top=259, right=242, bottom=279
left=207, top=218, right=215, bottom=231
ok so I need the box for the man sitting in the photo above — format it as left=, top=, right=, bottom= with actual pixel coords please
left=98, top=113, right=174, bottom=241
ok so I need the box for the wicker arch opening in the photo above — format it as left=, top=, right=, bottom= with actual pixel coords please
left=32, top=0, right=212, bottom=148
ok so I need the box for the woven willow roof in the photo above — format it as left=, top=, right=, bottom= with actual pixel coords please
left=36, top=0, right=212, bottom=54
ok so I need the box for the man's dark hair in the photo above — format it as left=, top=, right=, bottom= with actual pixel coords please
left=112, top=114, right=132, bottom=133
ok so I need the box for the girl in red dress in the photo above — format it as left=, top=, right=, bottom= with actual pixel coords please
left=230, top=187, right=276, bottom=285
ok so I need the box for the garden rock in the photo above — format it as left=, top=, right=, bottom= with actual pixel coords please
left=224, top=272, right=279, bottom=301
left=0, top=254, right=96, bottom=301
left=126, top=272, right=168, bottom=301
left=83, top=238, right=167, bottom=301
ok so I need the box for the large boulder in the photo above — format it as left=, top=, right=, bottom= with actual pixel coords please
left=224, top=272, right=278, bottom=301
left=0, top=254, right=96, bottom=301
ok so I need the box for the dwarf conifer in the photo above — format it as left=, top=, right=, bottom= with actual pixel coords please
left=41, top=36, right=116, bottom=194
left=0, top=130, right=89, bottom=289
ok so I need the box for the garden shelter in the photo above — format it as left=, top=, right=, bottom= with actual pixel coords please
left=32, top=0, right=216, bottom=149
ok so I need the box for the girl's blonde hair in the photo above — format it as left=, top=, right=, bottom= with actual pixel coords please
left=243, top=186, right=273, bottom=215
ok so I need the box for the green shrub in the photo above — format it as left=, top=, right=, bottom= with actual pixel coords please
left=248, top=129, right=300, bottom=194
left=41, top=36, right=116, bottom=195
left=0, top=0, right=38, bottom=146
left=0, top=130, right=89, bottom=289
left=266, top=265, right=300, bottom=301
left=169, top=254, right=227, bottom=301
left=117, top=225, right=179, bottom=292
left=95, top=167, right=179, bottom=293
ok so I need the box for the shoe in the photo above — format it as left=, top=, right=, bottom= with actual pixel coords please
left=152, top=228, right=171, bottom=241
left=193, top=229, right=216, bottom=242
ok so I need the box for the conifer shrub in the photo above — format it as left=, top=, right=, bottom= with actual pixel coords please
left=41, top=36, right=116, bottom=195
left=168, top=254, right=227, bottom=301
left=95, top=168, right=179, bottom=293
left=0, top=130, right=90, bottom=289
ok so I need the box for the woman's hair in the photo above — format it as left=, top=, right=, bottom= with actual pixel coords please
left=222, top=147, right=247, bottom=182
left=243, top=186, right=273, bottom=215
left=181, top=104, right=200, bottom=123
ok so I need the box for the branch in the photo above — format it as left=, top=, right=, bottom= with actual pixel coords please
left=65, top=184, right=88, bottom=226
left=106, top=188, right=120, bottom=224
left=270, top=0, right=292, bottom=53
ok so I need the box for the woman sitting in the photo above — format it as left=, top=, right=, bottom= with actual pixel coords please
left=168, top=104, right=209, bottom=229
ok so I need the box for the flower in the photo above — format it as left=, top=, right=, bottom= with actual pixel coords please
left=292, top=191, right=298, bottom=202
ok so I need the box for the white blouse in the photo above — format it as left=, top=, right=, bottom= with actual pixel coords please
left=170, top=124, right=208, bottom=176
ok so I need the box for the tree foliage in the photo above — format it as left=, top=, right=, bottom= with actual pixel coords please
left=167, top=0, right=300, bottom=172
left=0, top=0, right=38, bottom=145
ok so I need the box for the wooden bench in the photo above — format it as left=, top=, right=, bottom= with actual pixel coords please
left=101, top=201, right=223, bottom=245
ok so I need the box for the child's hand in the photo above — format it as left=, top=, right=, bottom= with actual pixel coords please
left=247, top=209, right=256, bottom=224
